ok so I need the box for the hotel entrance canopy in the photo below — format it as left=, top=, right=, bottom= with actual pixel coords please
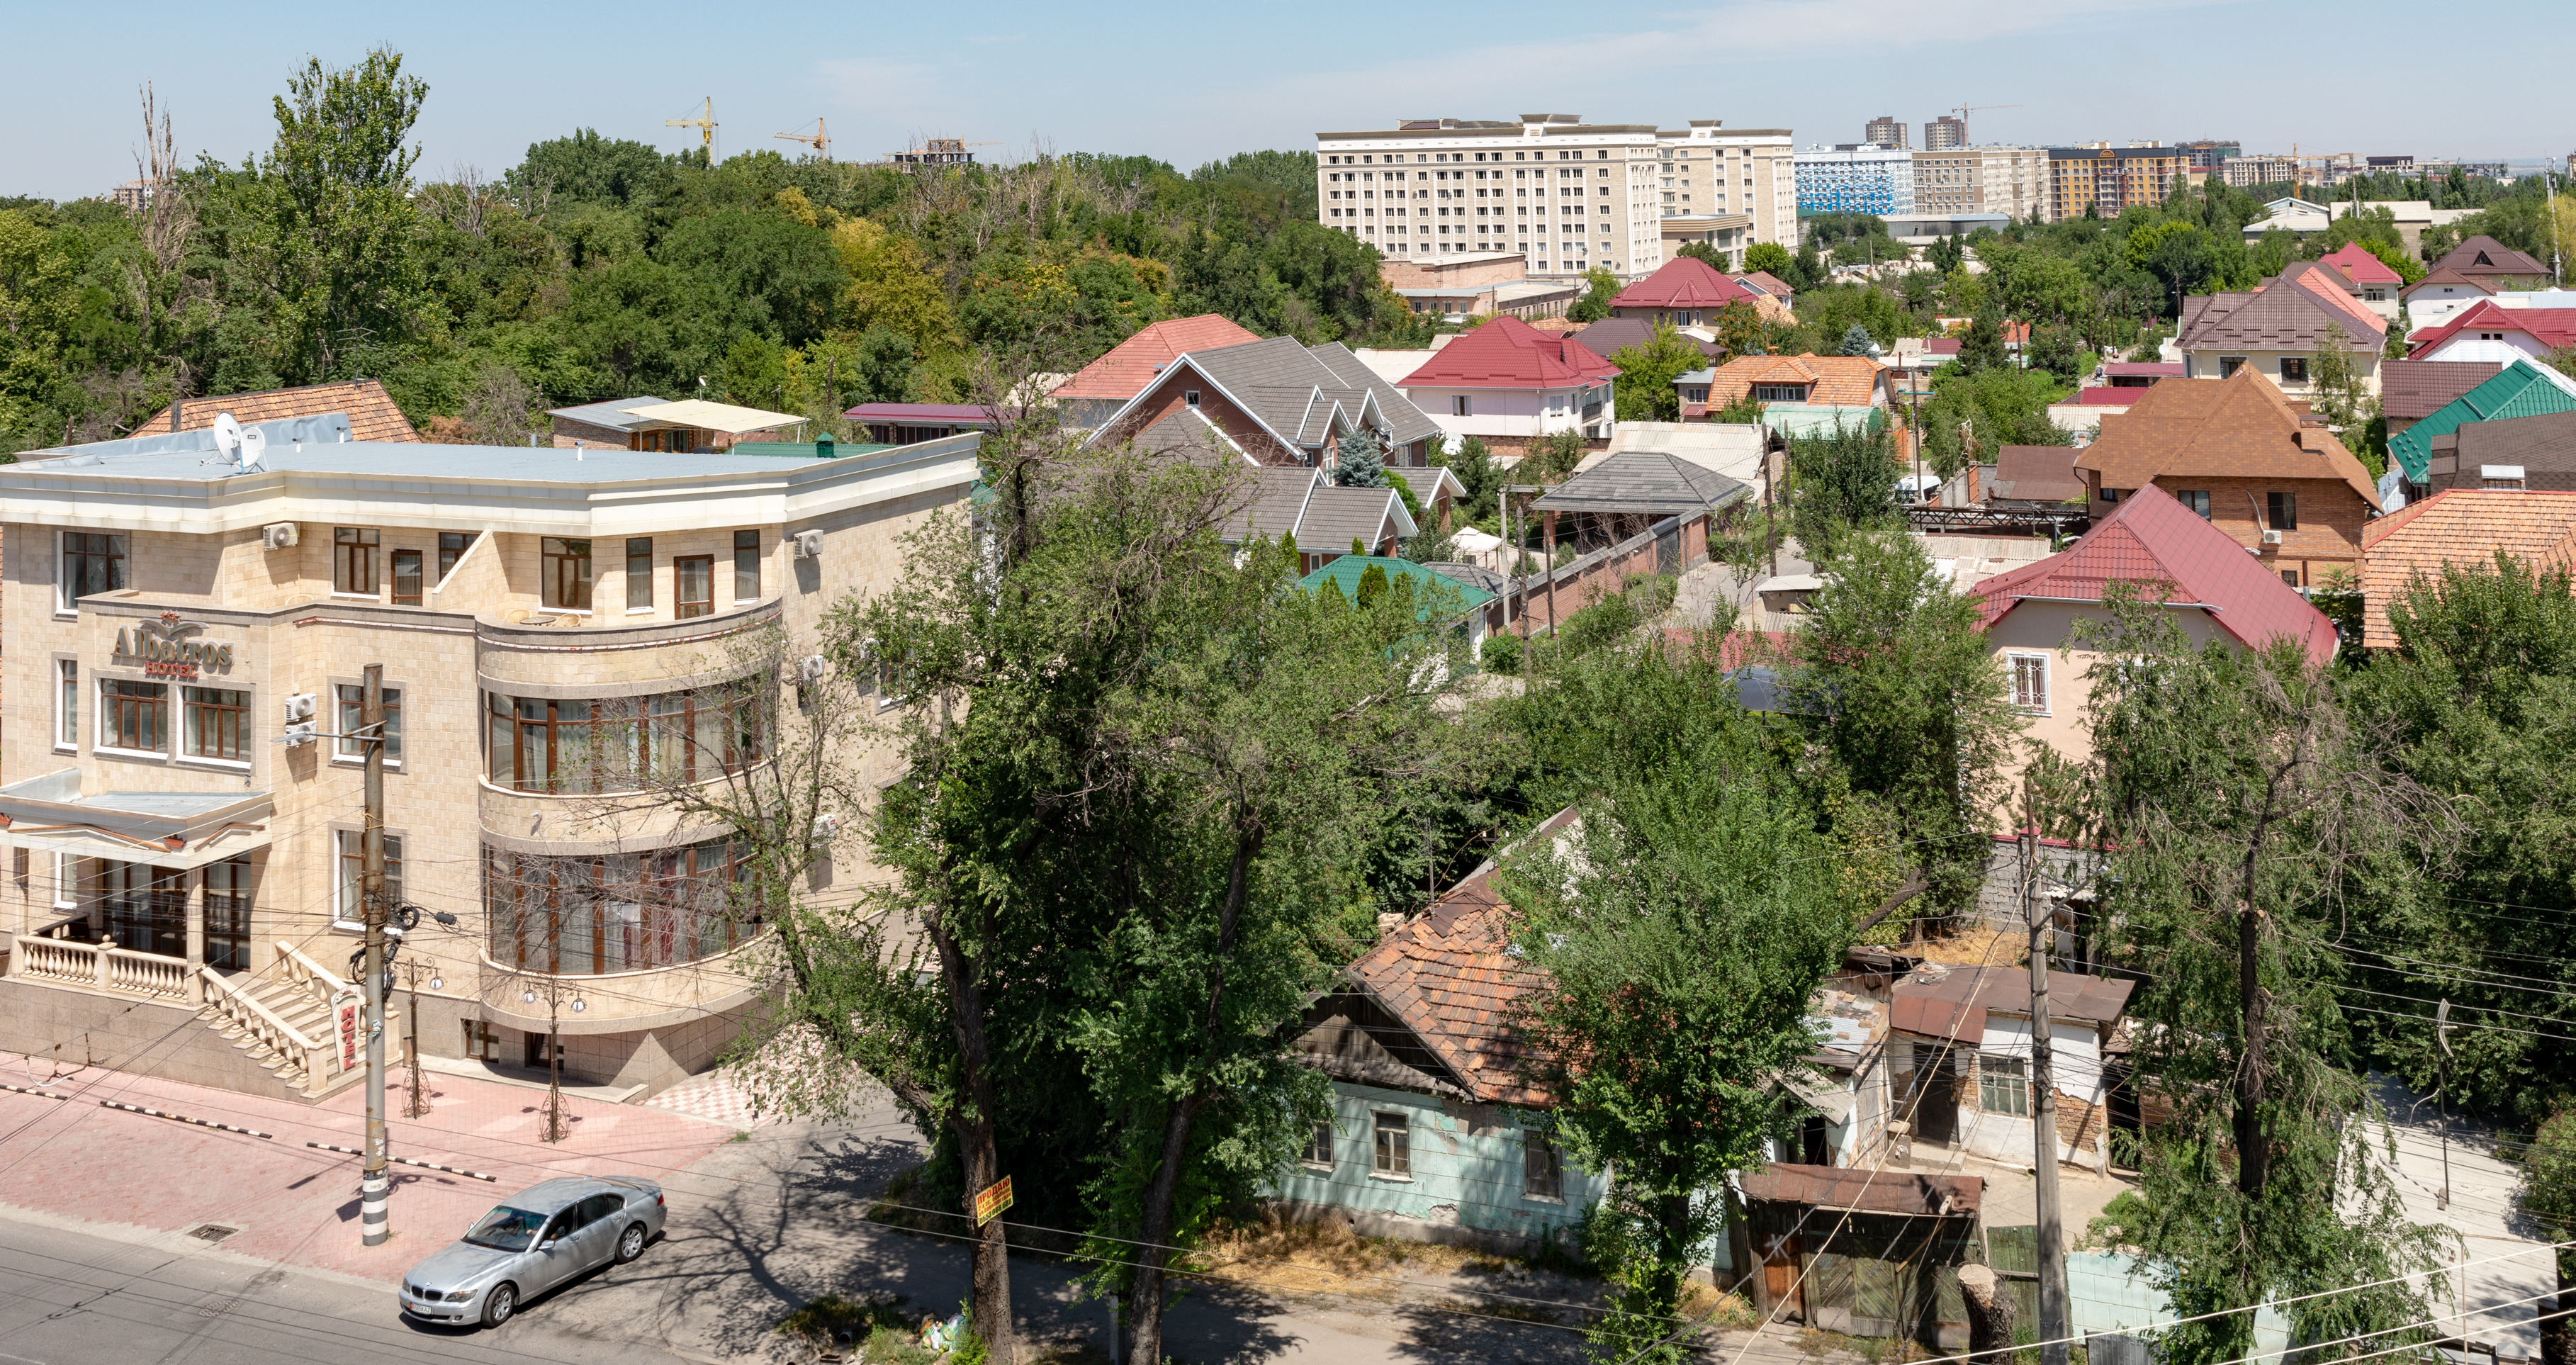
left=0, top=771, right=272, bottom=871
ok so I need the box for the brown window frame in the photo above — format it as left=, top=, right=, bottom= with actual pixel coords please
left=334, top=828, right=403, bottom=929
left=2268, top=490, right=2298, bottom=531
left=732, top=530, right=763, bottom=602
left=100, top=678, right=168, bottom=753
left=205, top=856, right=254, bottom=970
left=487, top=685, right=762, bottom=794
left=390, top=549, right=424, bottom=605
left=61, top=532, right=127, bottom=611
left=675, top=555, right=714, bottom=619
left=335, top=685, right=403, bottom=763
left=437, top=531, right=470, bottom=583
left=626, top=538, right=653, bottom=611
left=484, top=837, right=759, bottom=975
left=183, top=685, right=250, bottom=762
left=334, top=527, right=379, bottom=596
left=541, top=537, right=593, bottom=612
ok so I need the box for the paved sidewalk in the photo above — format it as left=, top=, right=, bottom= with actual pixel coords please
left=0, top=1049, right=730, bottom=1282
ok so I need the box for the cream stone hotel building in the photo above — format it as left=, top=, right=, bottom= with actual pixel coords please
left=0, top=412, right=974, bottom=1100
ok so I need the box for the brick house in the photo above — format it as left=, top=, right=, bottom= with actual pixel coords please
left=1090, top=335, right=1451, bottom=474
left=2071, top=371, right=2381, bottom=588
left=1047, top=313, right=1263, bottom=429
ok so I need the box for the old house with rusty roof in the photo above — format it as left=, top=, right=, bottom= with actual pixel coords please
left=1884, top=963, right=2135, bottom=1173
left=2176, top=267, right=2387, bottom=401
left=142, top=381, right=420, bottom=445
left=2362, top=489, right=2576, bottom=648
left=2070, top=369, right=2380, bottom=588
left=1276, top=807, right=1612, bottom=1254
left=1736, top=1162, right=1986, bottom=1344
left=1984, top=444, right=2088, bottom=507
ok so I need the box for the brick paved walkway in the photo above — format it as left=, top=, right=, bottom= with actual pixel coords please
left=642, top=1068, right=777, bottom=1130
left=0, top=1050, right=729, bottom=1283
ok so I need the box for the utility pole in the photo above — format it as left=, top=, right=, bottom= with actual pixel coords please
left=2023, top=785, right=2070, bottom=1365
left=360, top=663, right=390, bottom=1247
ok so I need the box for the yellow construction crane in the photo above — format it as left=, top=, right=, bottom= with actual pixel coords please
left=666, top=98, right=716, bottom=158
left=774, top=118, right=830, bottom=160
left=1952, top=103, right=2022, bottom=144
left=2290, top=145, right=2358, bottom=195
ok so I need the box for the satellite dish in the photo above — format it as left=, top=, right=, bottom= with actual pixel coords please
left=211, top=412, right=242, bottom=454
left=236, top=426, right=267, bottom=472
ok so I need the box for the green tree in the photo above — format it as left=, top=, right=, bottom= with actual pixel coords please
left=2074, top=595, right=2453, bottom=1365
left=1955, top=302, right=2008, bottom=375
left=1434, top=436, right=1501, bottom=526
left=1608, top=324, right=1708, bottom=422
left=851, top=324, right=916, bottom=403
left=254, top=46, right=437, bottom=383
left=1334, top=428, right=1388, bottom=487
left=1713, top=299, right=1768, bottom=359
left=1784, top=530, right=2023, bottom=926
left=2519, top=1107, right=2576, bottom=1365
left=1787, top=238, right=1826, bottom=291
left=1507, top=646, right=1854, bottom=1363
left=1568, top=266, right=1620, bottom=323
left=1838, top=322, right=1878, bottom=356
left=1743, top=240, right=1794, bottom=279
left=1784, top=419, right=1900, bottom=554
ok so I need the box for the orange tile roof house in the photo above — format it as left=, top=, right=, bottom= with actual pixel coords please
left=1048, top=314, right=1263, bottom=427
left=1276, top=807, right=1618, bottom=1253
left=2361, top=489, right=2576, bottom=648
left=1694, top=354, right=1895, bottom=410
left=140, top=380, right=420, bottom=444
left=2071, top=369, right=2380, bottom=588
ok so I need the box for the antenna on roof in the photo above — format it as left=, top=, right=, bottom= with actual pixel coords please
left=211, top=411, right=242, bottom=456
left=236, top=425, right=266, bottom=473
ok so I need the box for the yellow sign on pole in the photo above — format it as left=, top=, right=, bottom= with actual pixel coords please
left=974, top=1176, right=1015, bottom=1228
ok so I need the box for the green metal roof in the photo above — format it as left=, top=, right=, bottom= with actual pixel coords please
left=728, top=439, right=899, bottom=459
left=1298, top=554, right=1495, bottom=619
left=2388, top=359, right=2576, bottom=483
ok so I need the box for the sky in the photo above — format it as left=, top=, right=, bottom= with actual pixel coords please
left=9, top=0, right=2573, bottom=202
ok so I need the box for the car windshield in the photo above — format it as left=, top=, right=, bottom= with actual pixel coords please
left=461, top=1206, right=549, bottom=1252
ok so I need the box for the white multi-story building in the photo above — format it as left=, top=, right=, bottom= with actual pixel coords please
left=1795, top=145, right=1916, bottom=218
left=1315, top=115, right=1794, bottom=283
left=1911, top=146, right=2049, bottom=222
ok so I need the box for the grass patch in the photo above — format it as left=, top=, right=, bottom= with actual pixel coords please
left=777, top=1294, right=923, bottom=1361
left=729, top=1129, right=753, bottom=1143
left=1680, top=1284, right=1757, bottom=1328
left=1181, top=1210, right=1575, bottom=1301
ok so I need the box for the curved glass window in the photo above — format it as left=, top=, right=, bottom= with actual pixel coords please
left=484, top=838, right=758, bottom=974
left=485, top=680, right=765, bottom=794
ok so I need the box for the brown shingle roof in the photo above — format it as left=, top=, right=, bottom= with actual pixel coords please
left=1702, top=353, right=1889, bottom=409
left=2382, top=359, right=2507, bottom=420
left=2073, top=370, right=2380, bottom=508
left=2178, top=273, right=2385, bottom=352
left=2449, top=409, right=2576, bottom=488
left=2433, top=235, right=2550, bottom=281
left=1989, top=444, right=2086, bottom=504
left=2361, top=489, right=2576, bottom=648
left=140, top=380, right=419, bottom=444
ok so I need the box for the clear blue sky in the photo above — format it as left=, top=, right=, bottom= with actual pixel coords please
left=11, top=0, right=2572, bottom=201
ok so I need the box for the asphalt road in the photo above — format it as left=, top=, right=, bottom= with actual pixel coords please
left=0, top=1205, right=708, bottom=1365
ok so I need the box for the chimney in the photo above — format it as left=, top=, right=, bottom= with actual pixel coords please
left=2480, top=464, right=2527, bottom=491
left=171, top=399, right=182, bottom=432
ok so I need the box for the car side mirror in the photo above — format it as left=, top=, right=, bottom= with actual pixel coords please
left=539, top=1240, right=558, bottom=1252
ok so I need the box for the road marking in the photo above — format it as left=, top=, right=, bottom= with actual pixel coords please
left=303, top=1142, right=497, bottom=1181
left=95, top=1101, right=271, bottom=1139
left=0, top=1084, right=68, bottom=1101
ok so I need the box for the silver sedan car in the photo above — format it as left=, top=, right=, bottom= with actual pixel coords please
left=398, top=1175, right=666, bottom=1328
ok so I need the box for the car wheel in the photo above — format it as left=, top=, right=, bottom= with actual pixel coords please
left=481, top=1282, right=517, bottom=1328
left=615, top=1223, right=646, bottom=1265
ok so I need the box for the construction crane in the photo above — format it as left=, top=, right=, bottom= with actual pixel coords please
left=2290, top=144, right=2358, bottom=196
left=1952, top=103, right=2022, bottom=145
left=666, top=98, right=717, bottom=160
left=774, top=119, right=830, bottom=160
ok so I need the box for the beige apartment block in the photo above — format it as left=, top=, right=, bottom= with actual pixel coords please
left=1911, top=146, right=2049, bottom=222
left=1316, top=115, right=1793, bottom=283
left=0, top=413, right=977, bottom=1102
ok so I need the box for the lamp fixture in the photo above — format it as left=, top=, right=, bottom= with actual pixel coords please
left=522, top=989, right=538, bottom=1005
left=428, top=976, right=444, bottom=991
left=570, top=999, right=587, bottom=1013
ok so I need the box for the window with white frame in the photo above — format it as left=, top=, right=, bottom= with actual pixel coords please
left=1979, top=1053, right=2030, bottom=1116
left=335, top=828, right=405, bottom=930
left=56, top=660, right=78, bottom=749
left=1372, top=1112, right=1411, bottom=1177
left=1452, top=395, right=1473, bottom=417
left=2009, top=653, right=2049, bottom=714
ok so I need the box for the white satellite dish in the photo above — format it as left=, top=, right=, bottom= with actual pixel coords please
left=211, top=412, right=242, bottom=455
left=236, top=426, right=267, bottom=472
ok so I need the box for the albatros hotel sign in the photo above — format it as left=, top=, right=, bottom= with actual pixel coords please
left=112, top=612, right=235, bottom=681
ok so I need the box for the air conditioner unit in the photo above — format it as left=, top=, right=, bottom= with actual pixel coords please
left=811, top=812, right=843, bottom=843
left=2261, top=529, right=2284, bottom=545
left=261, top=522, right=298, bottom=550
left=283, top=692, right=317, bottom=722
left=792, top=529, right=823, bottom=559
left=281, top=721, right=317, bottom=748
left=799, top=654, right=829, bottom=683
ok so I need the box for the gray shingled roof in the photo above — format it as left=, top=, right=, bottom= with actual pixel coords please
left=1225, top=466, right=1325, bottom=540
left=1137, top=410, right=1250, bottom=465
left=2179, top=286, right=2376, bottom=352
left=1529, top=449, right=1752, bottom=515
left=1310, top=341, right=1446, bottom=449
left=1299, top=483, right=1414, bottom=551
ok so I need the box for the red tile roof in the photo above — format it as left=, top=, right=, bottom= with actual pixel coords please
left=1397, top=314, right=1619, bottom=390
left=140, top=379, right=419, bottom=444
left=2407, top=301, right=2576, bottom=359
left=2106, top=363, right=2186, bottom=378
left=1925, top=338, right=1962, bottom=356
left=2319, top=242, right=2404, bottom=287
left=1971, top=483, right=2339, bottom=665
left=1344, top=806, right=1586, bottom=1106
left=1736, top=270, right=1796, bottom=299
left=2360, top=489, right=2576, bottom=648
left=1049, top=314, right=1265, bottom=401
left=2283, top=265, right=2390, bottom=332
left=1609, top=255, right=1755, bottom=311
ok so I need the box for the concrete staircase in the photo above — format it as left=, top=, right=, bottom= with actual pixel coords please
left=192, top=953, right=401, bottom=1101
